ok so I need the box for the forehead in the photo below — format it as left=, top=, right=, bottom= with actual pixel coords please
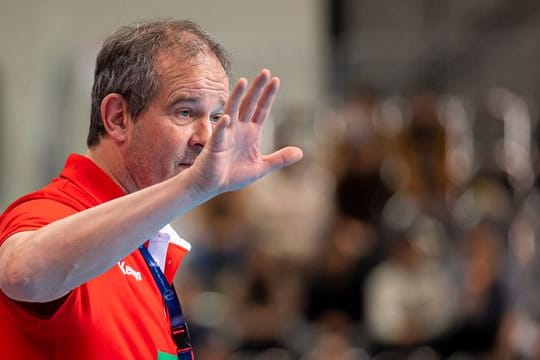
left=154, top=50, right=229, bottom=104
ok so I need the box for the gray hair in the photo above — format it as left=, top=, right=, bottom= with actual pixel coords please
left=87, top=19, right=231, bottom=147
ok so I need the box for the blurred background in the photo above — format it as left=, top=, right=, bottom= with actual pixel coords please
left=2, top=0, right=540, bottom=358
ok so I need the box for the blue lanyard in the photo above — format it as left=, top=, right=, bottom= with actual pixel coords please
left=139, top=244, right=193, bottom=360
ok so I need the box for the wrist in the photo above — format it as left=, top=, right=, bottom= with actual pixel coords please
left=172, top=167, right=220, bottom=209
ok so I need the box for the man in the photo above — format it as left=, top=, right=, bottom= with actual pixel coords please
left=0, top=19, right=303, bottom=359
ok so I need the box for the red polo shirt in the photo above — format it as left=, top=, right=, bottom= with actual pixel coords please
left=0, top=154, right=189, bottom=359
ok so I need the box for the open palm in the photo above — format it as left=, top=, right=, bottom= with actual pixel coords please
left=190, top=69, right=303, bottom=196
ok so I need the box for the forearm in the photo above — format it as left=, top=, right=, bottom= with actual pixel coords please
left=0, top=171, right=207, bottom=303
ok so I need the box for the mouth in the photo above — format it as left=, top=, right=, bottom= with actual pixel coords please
left=178, top=152, right=199, bottom=170
left=178, top=163, right=193, bottom=170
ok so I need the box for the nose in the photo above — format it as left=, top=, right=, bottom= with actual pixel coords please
left=188, top=117, right=213, bottom=148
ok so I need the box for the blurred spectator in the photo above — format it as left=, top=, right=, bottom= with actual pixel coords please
left=229, top=249, right=302, bottom=359
left=300, top=327, right=369, bottom=360
left=245, top=105, right=335, bottom=261
left=180, top=190, right=253, bottom=290
left=430, top=219, right=509, bottom=358
left=304, top=215, right=380, bottom=328
left=364, top=219, right=456, bottom=356
left=335, top=139, right=393, bottom=226
left=396, top=92, right=449, bottom=215
left=327, top=93, right=394, bottom=226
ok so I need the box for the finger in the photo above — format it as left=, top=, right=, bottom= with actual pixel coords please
left=223, top=78, right=248, bottom=124
left=251, top=77, right=280, bottom=124
left=261, top=146, right=303, bottom=175
left=207, top=114, right=230, bottom=150
left=239, top=69, right=270, bottom=122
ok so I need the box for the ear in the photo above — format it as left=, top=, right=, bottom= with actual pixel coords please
left=100, top=93, right=130, bottom=143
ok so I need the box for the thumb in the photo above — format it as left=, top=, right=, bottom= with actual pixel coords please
left=262, top=146, right=303, bottom=174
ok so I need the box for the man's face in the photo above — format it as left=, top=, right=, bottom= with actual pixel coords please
left=122, top=50, right=229, bottom=190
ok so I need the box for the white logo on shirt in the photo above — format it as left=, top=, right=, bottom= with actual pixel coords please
left=117, top=260, right=142, bottom=281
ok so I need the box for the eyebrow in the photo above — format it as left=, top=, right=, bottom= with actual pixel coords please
left=169, top=96, right=226, bottom=109
left=169, top=96, right=199, bottom=107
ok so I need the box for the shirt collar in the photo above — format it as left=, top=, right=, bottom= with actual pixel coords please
left=59, top=153, right=126, bottom=204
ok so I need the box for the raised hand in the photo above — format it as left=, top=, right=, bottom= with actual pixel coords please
left=189, top=69, right=303, bottom=195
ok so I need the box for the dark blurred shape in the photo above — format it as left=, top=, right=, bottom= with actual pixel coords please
left=334, top=138, right=392, bottom=224
left=184, top=191, right=252, bottom=290
left=230, top=250, right=299, bottom=359
left=429, top=219, right=509, bottom=357
left=304, top=215, right=381, bottom=329
left=333, top=93, right=393, bottom=225
left=397, top=92, right=448, bottom=210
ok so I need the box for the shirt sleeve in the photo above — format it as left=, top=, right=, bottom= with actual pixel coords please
left=0, top=199, right=77, bottom=244
left=0, top=199, right=79, bottom=319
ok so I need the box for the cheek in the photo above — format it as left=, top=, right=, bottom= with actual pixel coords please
left=157, top=131, right=189, bottom=161
left=145, top=122, right=178, bottom=151
left=132, top=120, right=191, bottom=163
left=168, top=128, right=192, bottom=148
left=128, top=124, right=165, bottom=168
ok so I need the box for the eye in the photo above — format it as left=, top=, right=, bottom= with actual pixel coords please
left=176, top=109, right=192, bottom=118
left=210, top=114, right=222, bottom=124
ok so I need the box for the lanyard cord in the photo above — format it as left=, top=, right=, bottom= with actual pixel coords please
left=139, top=245, right=193, bottom=359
